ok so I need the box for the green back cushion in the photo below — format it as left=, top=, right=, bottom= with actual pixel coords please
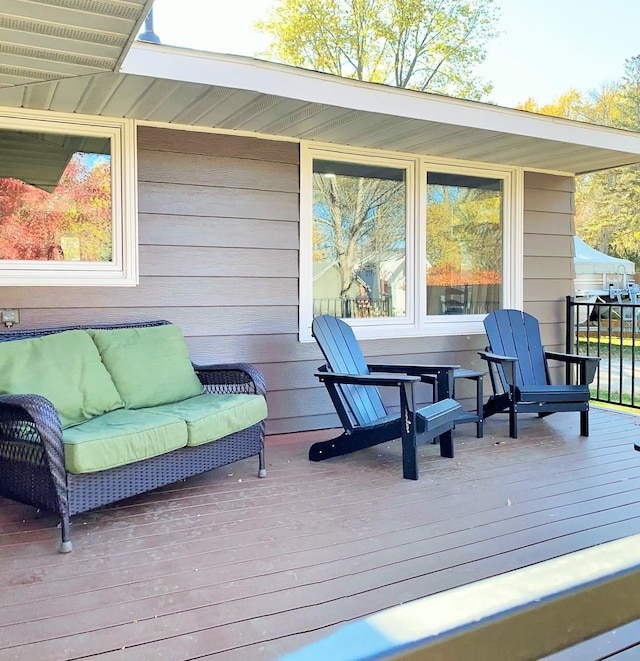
left=0, top=330, right=123, bottom=428
left=88, top=324, right=204, bottom=409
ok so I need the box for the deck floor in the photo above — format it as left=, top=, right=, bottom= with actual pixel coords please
left=1, top=407, right=640, bottom=660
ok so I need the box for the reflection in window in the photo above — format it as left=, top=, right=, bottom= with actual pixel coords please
left=426, top=172, right=503, bottom=316
left=0, top=130, right=112, bottom=263
left=312, top=159, right=407, bottom=319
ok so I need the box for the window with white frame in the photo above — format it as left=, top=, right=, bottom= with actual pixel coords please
left=310, top=156, right=411, bottom=321
left=0, top=112, right=137, bottom=286
left=299, top=145, right=521, bottom=341
left=425, top=171, right=504, bottom=317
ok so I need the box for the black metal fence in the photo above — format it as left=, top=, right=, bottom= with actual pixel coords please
left=566, top=295, right=640, bottom=409
left=313, top=297, right=392, bottom=318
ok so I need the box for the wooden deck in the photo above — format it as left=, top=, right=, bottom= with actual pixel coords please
left=1, top=407, right=640, bottom=660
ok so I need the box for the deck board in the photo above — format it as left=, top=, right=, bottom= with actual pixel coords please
left=1, top=407, right=640, bottom=659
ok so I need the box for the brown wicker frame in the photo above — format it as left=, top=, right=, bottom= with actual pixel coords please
left=0, top=320, right=266, bottom=553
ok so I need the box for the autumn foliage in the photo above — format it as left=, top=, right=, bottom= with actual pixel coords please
left=0, top=154, right=112, bottom=261
left=427, top=263, right=501, bottom=286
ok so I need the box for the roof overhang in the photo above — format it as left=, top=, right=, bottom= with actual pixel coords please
left=118, top=44, right=640, bottom=175
left=1, top=31, right=640, bottom=176
left=0, top=0, right=154, bottom=190
left=0, top=0, right=155, bottom=88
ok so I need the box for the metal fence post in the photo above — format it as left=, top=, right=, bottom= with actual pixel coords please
left=565, top=295, right=574, bottom=384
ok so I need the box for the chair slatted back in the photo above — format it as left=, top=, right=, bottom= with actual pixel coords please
left=484, top=309, right=550, bottom=389
left=312, top=315, right=388, bottom=428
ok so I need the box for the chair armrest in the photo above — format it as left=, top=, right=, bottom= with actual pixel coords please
left=478, top=350, right=517, bottom=364
left=544, top=352, right=601, bottom=384
left=368, top=364, right=459, bottom=400
left=314, top=371, right=421, bottom=387
left=478, top=350, right=518, bottom=386
left=368, top=364, right=460, bottom=375
left=193, top=362, right=266, bottom=396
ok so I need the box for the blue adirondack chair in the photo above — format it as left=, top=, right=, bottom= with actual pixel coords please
left=479, top=309, right=600, bottom=438
left=310, top=315, right=461, bottom=480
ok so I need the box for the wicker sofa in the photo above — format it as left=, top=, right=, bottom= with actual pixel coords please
left=0, top=320, right=267, bottom=553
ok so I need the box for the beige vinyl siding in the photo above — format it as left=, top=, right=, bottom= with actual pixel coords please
left=523, top=172, right=576, bottom=383
left=0, top=129, right=578, bottom=435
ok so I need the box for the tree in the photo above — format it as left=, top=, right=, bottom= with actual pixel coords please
left=0, top=153, right=112, bottom=261
left=517, top=73, right=640, bottom=269
left=313, top=171, right=405, bottom=297
left=256, top=0, right=499, bottom=99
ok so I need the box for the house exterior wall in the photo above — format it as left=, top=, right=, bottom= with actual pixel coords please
left=523, top=172, right=575, bottom=363
left=0, top=128, right=577, bottom=435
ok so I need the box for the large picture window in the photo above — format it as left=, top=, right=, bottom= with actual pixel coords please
left=0, top=113, right=137, bottom=286
left=300, top=146, right=521, bottom=341
left=311, top=158, right=409, bottom=321
left=426, top=172, right=503, bottom=316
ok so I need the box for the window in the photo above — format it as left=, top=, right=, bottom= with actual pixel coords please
left=310, top=157, right=411, bottom=321
left=0, top=112, right=137, bottom=286
left=300, top=145, right=521, bottom=340
left=426, top=172, right=503, bottom=317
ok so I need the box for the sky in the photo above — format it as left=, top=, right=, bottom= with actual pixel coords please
left=146, top=0, right=640, bottom=109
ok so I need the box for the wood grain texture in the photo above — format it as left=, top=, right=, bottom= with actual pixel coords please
left=1, top=407, right=639, bottom=659
left=139, top=216, right=298, bottom=249
left=137, top=126, right=300, bottom=163
left=524, top=187, right=575, bottom=214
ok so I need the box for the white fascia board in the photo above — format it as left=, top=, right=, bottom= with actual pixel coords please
left=122, top=42, right=640, bottom=157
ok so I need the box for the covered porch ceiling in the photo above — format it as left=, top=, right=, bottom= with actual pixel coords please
left=0, top=0, right=154, bottom=87
left=1, top=6, right=640, bottom=179
left=0, top=0, right=153, bottom=189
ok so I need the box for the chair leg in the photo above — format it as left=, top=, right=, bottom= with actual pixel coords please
left=439, top=430, right=454, bottom=458
left=509, top=404, right=518, bottom=439
left=401, top=433, right=419, bottom=481
left=401, top=382, right=419, bottom=480
left=580, top=409, right=589, bottom=436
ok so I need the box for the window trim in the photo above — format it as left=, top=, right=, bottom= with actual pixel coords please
left=300, top=143, right=523, bottom=342
left=0, top=110, right=138, bottom=287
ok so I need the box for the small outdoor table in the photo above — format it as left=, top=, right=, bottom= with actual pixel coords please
left=422, top=368, right=483, bottom=438
left=451, top=368, right=484, bottom=438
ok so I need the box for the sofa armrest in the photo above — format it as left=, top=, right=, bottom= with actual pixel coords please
left=0, top=393, right=65, bottom=463
left=0, top=394, right=69, bottom=542
left=192, top=362, right=266, bottom=397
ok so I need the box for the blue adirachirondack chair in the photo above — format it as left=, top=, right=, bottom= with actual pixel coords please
left=479, top=309, right=600, bottom=438
left=310, top=315, right=461, bottom=480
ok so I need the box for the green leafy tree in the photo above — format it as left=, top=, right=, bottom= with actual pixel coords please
left=518, top=65, right=640, bottom=269
left=256, top=0, right=499, bottom=99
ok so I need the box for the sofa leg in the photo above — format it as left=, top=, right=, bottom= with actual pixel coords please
left=258, top=449, right=266, bottom=478
left=59, top=515, right=72, bottom=553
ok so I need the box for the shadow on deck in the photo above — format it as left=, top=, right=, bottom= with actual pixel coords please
left=1, top=406, right=640, bottom=660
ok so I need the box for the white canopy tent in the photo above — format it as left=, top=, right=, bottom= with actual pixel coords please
left=574, top=236, right=635, bottom=295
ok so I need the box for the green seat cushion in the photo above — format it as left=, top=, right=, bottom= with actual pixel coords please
left=0, top=330, right=123, bottom=429
left=63, top=408, right=188, bottom=473
left=88, top=324, right=204, bottom=409
left=141, top=393, right=267, bottom=447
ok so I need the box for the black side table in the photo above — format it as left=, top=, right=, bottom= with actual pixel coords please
left=422, top=368, right=483, bottom=438
left=452, top=368, right=484, bottom=438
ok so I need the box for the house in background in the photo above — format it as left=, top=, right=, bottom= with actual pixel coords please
left=3, top=1, right=640, bottom=435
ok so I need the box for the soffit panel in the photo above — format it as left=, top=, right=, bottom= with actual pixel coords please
left=1, top=71, right=640, bottom=174
left=0, top=0, right=154, bottom=87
